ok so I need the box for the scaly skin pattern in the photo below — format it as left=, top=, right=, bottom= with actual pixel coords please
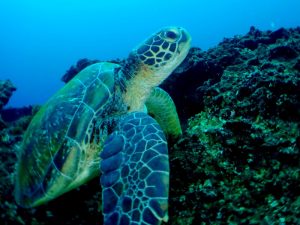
left=123, top=27, right=191, bottom=112
left=101, top=112, right=169, bottom=225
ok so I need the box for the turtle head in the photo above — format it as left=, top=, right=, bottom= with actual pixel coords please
left=129, top=26, right=191, bottom=85
left=123, top=27, right=191, bottom=111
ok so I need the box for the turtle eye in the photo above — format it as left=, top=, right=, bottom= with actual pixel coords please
left=164, top=30, right=178, bottom=41
left=166, top=31, right=177, bottom=39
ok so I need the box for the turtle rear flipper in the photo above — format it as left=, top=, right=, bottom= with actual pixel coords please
left=100, top=112, right=169, bottom=225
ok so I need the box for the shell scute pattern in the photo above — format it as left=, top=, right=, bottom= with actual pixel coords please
left=16, top=78, right=86, bottom=202
left=66, top=103, right=94, bottom=142
left=61, top=62, right=117, bottom=144
left=15, top=62, right=119, bottom=207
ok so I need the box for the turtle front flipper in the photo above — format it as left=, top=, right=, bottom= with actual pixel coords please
left=100, top=112, right=169, bottom=225
left=145, top=87, right=182, bottom=141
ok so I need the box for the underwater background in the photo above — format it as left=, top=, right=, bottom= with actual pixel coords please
left=1, top=1, right=300, bottom=225
left=1, top=0, right=300, bottom=107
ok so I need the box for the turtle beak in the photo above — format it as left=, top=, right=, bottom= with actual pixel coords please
left=176, top=27, right=191, bottom=57
left=178, top=27, right=192, bottom=50
left=181, top=27, right=192, bottom=42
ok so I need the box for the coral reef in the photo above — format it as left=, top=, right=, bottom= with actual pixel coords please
left=0, top=106, right=36, bottom=122
left=0, top=107, right=37, bottom=225
left=0, top=26, right=299, bottom=224
left=0, top=80, right=16, bottom=110
left=0, top=80, right=41, bottom=224
left=168, top=26, right=300, bottom=224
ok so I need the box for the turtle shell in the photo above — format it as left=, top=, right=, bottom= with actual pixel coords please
left=15, top=62, right=121, bottom=207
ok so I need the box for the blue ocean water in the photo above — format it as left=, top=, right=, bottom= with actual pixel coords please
left=0, top=0, right=299, bottom=107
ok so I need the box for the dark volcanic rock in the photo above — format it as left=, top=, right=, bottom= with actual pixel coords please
left=161, top=47, right=223, bottom=126
left=0, top=106, right=36, bottom=122
left=165, top=27, right=300, bottom=125
left=168, top=27, right=300, bottom=224
left=0, top=109, right=37, bottom=225
left=0, top=80, right=16, bottom=110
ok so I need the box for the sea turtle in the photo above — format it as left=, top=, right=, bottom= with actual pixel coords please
left=15, top=26, right=191, bottom=225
